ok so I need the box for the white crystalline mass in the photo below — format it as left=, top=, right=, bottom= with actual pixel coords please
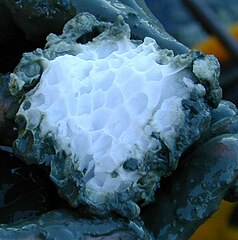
left=18, top=36, right=205, bottom=198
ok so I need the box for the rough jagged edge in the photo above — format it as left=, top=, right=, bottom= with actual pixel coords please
left=50, top=51, right=222, bottom=219
left=10, top=13, right=222, bottom=218
left=9, top=13, right=131, bottom=97
left=11, top=13, right=128, bottom=163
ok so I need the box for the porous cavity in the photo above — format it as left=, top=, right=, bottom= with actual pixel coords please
left=17, top=36, right=205, bottom=199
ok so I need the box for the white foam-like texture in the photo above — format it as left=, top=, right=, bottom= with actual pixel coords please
left=18, top=36, right=205, bottom=197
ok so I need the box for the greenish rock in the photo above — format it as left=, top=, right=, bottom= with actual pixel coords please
left=0, top=2, right=236, bottom=238
left=9, top=13, right=222, bottom=219
left=2, top=100, right=238, bottom=239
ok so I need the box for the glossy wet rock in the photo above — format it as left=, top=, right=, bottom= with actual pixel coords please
left=0, top=0, right=188, bottom=73
left=1, top=101, right=238, bottom=239
left=0, top=1, right=187, bottom=59
left=0, top=209, right=151, bottom=239
left=8, top=12, right=222, bottom=218
left=141, top=101, right=238, bottom=239
left=0, top=1, right=237, bottom=238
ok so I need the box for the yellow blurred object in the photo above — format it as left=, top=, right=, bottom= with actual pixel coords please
left=190, top=201, right=238, bottom=240
left=193, top=24, right=238, bottom=63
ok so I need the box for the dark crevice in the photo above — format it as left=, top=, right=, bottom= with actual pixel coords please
left=229, top=204, right=238, bottom=227
left=76, top=27, right=102, bottom=44
left=0, top=24, right=45, bottom=73
left=0, top=150, right=69, bottom=224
